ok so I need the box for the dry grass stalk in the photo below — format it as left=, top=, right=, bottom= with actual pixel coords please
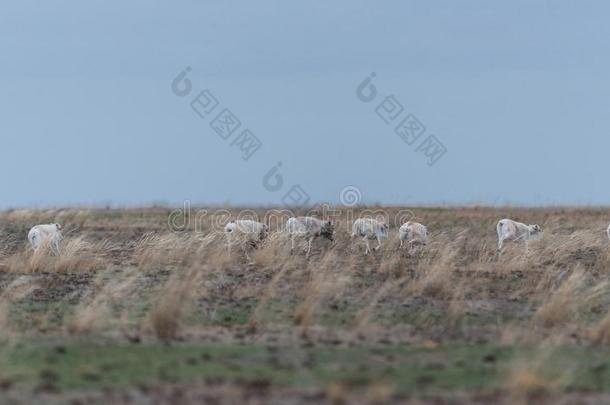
left=252, top=232, right=290, bottom=267
left=248, top=262, right=291, bottom=328
left=533, top=267, right=610, bottom=329
left=590, top=310, right=610, bottom=345
left=293, top=251, right=350, bottom=336
left=53, top=236, right=107, bottom=272
left=66, top=268, right=140, bottom=335
left=406, top=234, right=461, bottom=299
left=148, top=267, right=203, bottom=342
left=533, top=268, right=586, bottom=328
left=0, top=236, right=109, bottom=273
left=587, top=295, right=610, bottom=344
left=0, top=276, right=38, bottom=337
left=135, top=233, right=189, bottom=270
left=446, top=279, right=471, bottom=332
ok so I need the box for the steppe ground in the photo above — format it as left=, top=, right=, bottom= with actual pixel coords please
left=1, top=206, right=610, bottom=404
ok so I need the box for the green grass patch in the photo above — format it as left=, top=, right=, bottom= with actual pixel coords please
left=1, top=340, right=610, bottom=395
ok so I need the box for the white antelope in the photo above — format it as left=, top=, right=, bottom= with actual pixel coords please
left=351, top=218, right=389, bottom=254
left=496, top=218, right=542, bottom=255
left=286, top=217, right=334, bottom=257
left=224, top=220, right=268, bottom=254
left=398, top=221, right=428, bottom=250
left=28, top=223, right=63, bottom=256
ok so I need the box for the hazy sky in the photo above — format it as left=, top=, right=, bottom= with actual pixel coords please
left=1, top=1, right=609, bottom=208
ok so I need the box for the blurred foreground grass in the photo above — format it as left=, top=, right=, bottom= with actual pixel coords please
left=0, top=340, right=609, bottom=396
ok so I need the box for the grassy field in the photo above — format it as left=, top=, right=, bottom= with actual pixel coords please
left=1, top=206, right=610, bottom=403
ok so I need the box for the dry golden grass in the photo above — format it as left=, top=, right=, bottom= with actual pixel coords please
left=533, top=268, right=588, bottom=328
left=66, top=267, right=140, bottom=335
left=1, top=207, right=610, bottom=351
left=135, top=233, right=196, bottom=270
left=147, top=266, right=205, bottom=342
left=405, top=233, right=462, bottom=299
left=533, top=267, right=610, bottom=329
left=252, top=232, right=291, bottom=267
left=0, top=236, right=110, bottom=273
left=54, top=236, right=111, bottom=272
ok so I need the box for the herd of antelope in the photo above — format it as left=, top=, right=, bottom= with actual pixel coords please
left=224, top=217, right=541, bottom=257
left=25, top=216, right=610, bottom=259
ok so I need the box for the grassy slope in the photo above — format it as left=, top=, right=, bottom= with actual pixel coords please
left=2, top=207, right=610, bottom=401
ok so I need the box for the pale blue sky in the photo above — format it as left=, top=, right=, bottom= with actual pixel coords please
left=1, top=1, right=609, bottom=207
